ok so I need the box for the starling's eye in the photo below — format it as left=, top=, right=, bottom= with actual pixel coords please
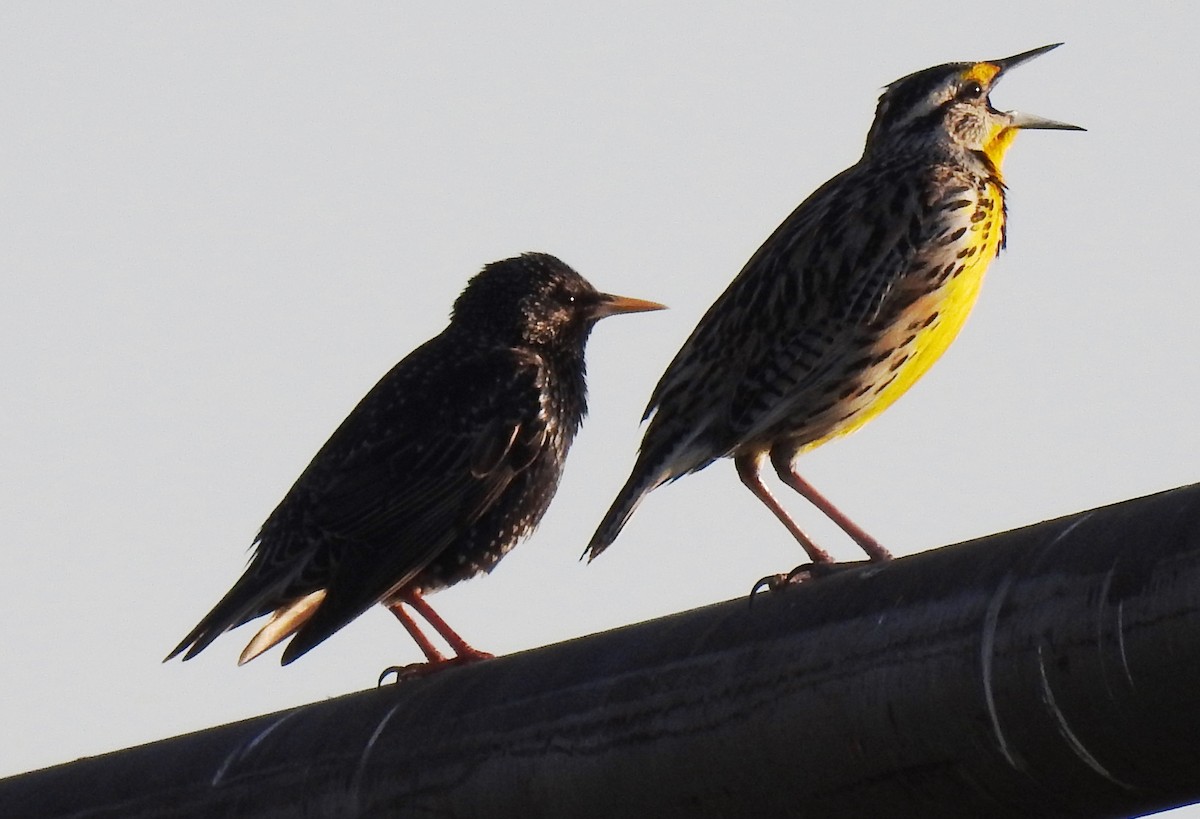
left=959, top=80, right=984, bottom=100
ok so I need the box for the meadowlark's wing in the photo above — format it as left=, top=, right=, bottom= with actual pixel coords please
left=645, top=161, right=931, bottom=458
left=725, top=170, right=934, bottom=442
left=586, top=162, right=932, bottom=560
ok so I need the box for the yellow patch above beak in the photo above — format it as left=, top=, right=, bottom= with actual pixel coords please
left=964, top=62, right=1002, bottom=86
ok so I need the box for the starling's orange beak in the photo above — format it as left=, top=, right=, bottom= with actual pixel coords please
left=589, top=293, right=667, bottom=320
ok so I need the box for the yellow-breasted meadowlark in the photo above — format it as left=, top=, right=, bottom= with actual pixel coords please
left=587, top=44, right=1081, bottom=571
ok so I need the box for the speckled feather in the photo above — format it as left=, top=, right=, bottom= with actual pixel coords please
left=646, top=153, right=1004, bottom=469
left=588, top=45, right=1080, bottom=559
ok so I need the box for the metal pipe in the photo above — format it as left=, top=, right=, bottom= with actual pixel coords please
left=5, top=483, right=1200, bottom=818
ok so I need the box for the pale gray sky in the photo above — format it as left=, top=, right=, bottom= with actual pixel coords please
left=3, top=3, right=1197, bottom=813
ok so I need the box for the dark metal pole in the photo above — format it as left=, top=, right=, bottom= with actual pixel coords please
left=5, top=483, right=1200, bottom=818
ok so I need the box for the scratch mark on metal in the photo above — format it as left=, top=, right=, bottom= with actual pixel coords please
left=1044, top=513, right=1092, bottom=556
left=1115, top=600, right=1134, bottom=689
left=1096, top=563, right=1118, bottom=701
left=1055, top=513, right=1090, bottom=545
left=350, top=701, right=406, bottom=807
left=1036, top=645, right=1134, bottom=789
left=212, top=709, right=300, bottom=787
left=980, top=572, right=1017, bottom=768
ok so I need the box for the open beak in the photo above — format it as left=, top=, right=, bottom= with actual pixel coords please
left=990, top=43, right=1085, bottom=132
left=1006, top=111, right=1085, bottom=131
left=991, top=43, right=1065, bottom=76
left=589, top=292, right=668, bottom=320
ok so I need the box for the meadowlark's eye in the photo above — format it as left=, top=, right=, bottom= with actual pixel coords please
left=959, top=80, right=984, bottom=100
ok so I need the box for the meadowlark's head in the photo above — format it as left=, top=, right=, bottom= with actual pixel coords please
left=864, top=43, right=1082, bottom=167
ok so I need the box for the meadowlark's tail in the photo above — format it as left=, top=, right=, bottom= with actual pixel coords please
left=586, top=470, right=658, bottom=561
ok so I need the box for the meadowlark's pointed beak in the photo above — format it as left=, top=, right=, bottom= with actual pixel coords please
left=590, top=293, right=668, bottom=320
left=991, top=43, right=1063, bottom=76
left=1006, top=111, right=1085, bottom=131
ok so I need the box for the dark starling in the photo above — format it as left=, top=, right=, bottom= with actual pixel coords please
left=586, top=46, right=1079, bottom=569
left=166, top=253, right=664, bottom=668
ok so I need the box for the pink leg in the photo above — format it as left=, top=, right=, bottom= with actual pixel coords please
left=736, top=451, right=834, bottom=564
left=386, top=601, right=449, bottom=664
left=769, top=449, right=892, bottom=562
left=401, top=590, right=493, bottom=662
left=379, top=592, right=493, bottom=684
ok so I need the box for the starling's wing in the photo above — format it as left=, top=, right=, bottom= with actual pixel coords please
left=275, top=345, right=549, bottom=663
left=299, top=352, right=545, bottom=551
left=166, top=340, right=548, bottom=664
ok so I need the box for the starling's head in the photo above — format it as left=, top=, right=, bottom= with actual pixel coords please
left=864, top=43, right=1082, bottom=167
left=452, top=253, right=665, bottom=350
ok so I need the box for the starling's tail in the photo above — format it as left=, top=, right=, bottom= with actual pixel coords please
left=164, top=590, right=249, bottom=663
left=237, top=589, right=327, bottom=665
left=585, top=466, right=665, bottom=561
left=163, top=564, right=284, bottom=663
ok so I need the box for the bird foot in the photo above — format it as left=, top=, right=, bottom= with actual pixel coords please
left=377, top=650, right=494, bottom=686
left=749, top=559, right=882, bottom=599
left=750, top=562, right=834, bottom=597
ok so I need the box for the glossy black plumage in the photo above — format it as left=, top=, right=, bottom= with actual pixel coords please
left=166, top=253, right=663, bottom=667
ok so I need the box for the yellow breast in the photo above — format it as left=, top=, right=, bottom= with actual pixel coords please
left=800, top=177, right=1007, bottom=452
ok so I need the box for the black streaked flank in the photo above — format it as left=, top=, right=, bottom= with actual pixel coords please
left=587, top=45, right=1081, bottom=572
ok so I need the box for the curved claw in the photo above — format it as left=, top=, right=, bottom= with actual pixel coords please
left=749, top=572, right=793, bottom=602
left=748, top=567, right=812, bottom=603
left=377, top=651, right=495, bottom=686
left=748, top=559, right=886, bottom=603
left=378, top=663, right=424, bottom=686
left=786, top=562, right=827, bottom=583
